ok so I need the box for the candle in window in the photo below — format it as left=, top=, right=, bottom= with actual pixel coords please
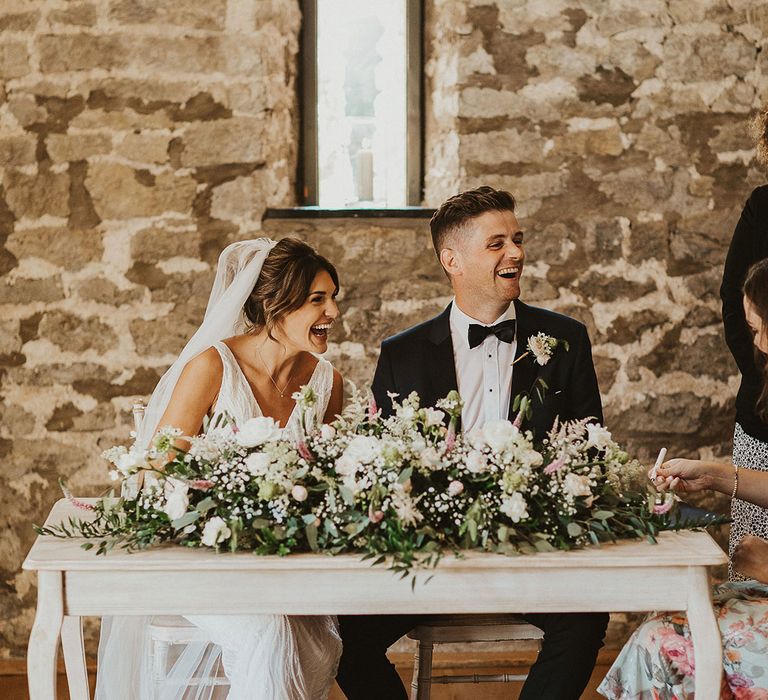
left=357, top=142, right=373, bottom=202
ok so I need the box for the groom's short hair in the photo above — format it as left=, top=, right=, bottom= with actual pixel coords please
left=430, top=186, right=517, bottom=256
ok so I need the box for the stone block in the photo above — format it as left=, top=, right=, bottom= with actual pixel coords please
left=0, top=276, right=65, bottom=304
left=3, top=168, right=70, bottom=219
left=593, top=355, right=621, bottom=392
left=0, top=319, right=22, bottom=355
left=37, top=34, right=129, bottom=73
left=49, top=3, right=97, bottom=27
left=576, top=271, right=656, bottom=303
left=7, top=95, right=47, bottom=128
left=0, top=40, right=30, bottom=79
left=38, top=311, right=118, bottom=353
left=6, top=227, right=103, bottom=270
left=0, top=10, right=40, bottom=31
left=86, top=162, right=196, bottom=219
left=601, top=309, right=668, bottom=345
left=0, top=401, right=36, bottom=436
left=0, top=135, right=37, bottom=167
left=662, top=31, right=755, bottom=83
left=179, top=117, right=266, bottom=167
left=114, top=132, right=171, bottom=164
left=109, top=0, right=227, bottom=31
left=46, top=133, right=112, bottom=162
left=459, top=129, right=546, bottom=165
left=612, top=393, right=708, bottom=436
left=130, top=224, right=201, bottom=263
left=75, top=278, right=144, bottom=305
left=130, top=316, right=199, bottom=357
left=73, top=366, right=162, bottom=400
left=47, top=401, right=115, bottom=432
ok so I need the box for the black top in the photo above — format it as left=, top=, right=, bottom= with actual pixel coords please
left=372, top=300, right=603, bottom=441
left=721, top=185, right=768, bottom=441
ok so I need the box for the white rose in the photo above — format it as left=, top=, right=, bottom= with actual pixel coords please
left=244, top=452, right=272, bottom=476
left=291, top=484, right=308, bottom=502
left=564, top=473, right=592, bottom=498
left=500, top=492, right=529, bottom=523
left=447, top=480, right=464, bottom=496
left=343, top=435, right=381, bottom=464
left=320, top=424, right=336, bottom=441
left=482, top=420, right=517, bottom=452
left=419, top=447, right=442, bottom=470
left=585, top=423, right=613, bottom=451
left=201, top=517, right=231, bottom=547
left=423, top=407, right=445, bottom=427
left=335, top=454, right=358, bottom=477
left=465, top=450, right=489, bottom=474
left=528, top=334, right=554, bottom=366
left=236, top=416, right=282, bottom=447
left=163, top=490, right=189, bottom=521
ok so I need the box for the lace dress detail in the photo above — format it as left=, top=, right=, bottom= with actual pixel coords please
left=180, top=343, right=340, bottom=700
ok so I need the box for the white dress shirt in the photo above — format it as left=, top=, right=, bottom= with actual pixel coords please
left=449, top=300, right=517, bottom=433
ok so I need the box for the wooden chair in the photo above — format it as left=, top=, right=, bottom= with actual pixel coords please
left=407, top=615, right=544, bottom=700
left=131, top=402, right=228, bottom=698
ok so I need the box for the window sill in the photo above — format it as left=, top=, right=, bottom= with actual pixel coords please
left=264, top=206, right=435, bottom=220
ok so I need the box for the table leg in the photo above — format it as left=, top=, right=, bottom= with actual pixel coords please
left=28, top=570, right=63, bottom=700
left=687, top=567, right=722, bottom=700
left=62, top=616, right=90, bottom=700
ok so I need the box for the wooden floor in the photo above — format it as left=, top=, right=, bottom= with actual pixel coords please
left=4, top=650, right=617, bottom=699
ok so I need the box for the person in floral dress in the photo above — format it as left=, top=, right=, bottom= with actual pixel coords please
left=600, top=258, right=768, bottom=700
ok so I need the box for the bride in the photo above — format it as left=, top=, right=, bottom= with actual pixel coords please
left=95, top=237, right=344, bottom=699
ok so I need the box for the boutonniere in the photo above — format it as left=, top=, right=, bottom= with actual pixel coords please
left=512, top=332, right=569, bottom=368
left=511, top=334, right=569, bottom=429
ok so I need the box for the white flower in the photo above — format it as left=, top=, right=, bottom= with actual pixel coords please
left=244, top=452, right=272, bottom=476
left=419, top=447, right=443, bottom=470
left=563, top=473, right=592, bottom=498
left=397, top=405, right=416, bottom=421
left=482, top=420, right=517, bottom=452
left=500, top=492, right=529, bottom=523
left=291, top=484, right=308, bottom=502
left=527, top=333, right=556, bottom=366
left=320, top=424, right=336, bottom=441
left=163, top=480, right=189, bottom=521
left=423, top=408, right=445, bottom=427
left=237, top=417, right=282, bottom=447
left=343, top=435, right=381, bottom=464
left=585, top=423, right=613, bottom=451
left=335, top=454, right=358, bottom=477
left=447, top=480, right=464, bottom=496
left=201, top=517, right=231, bottom=547
left=465, top=450, right=489, bottom=474
left=116, top=450, right=147, bottom=476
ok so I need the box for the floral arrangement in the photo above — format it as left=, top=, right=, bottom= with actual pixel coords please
left=38, top=378, right=715, bottom=577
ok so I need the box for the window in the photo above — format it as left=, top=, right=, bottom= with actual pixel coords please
left=300, top=0, right=422, bottom=208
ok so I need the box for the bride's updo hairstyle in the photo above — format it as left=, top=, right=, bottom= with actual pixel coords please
left=243, top=237, right=339, bottom=339
left=744, top=258, right=768, bottom=420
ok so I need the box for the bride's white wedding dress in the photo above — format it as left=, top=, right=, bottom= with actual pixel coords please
left=95, top=342, right=342, bottom=700
left=184, top=342, right=342, bottom=700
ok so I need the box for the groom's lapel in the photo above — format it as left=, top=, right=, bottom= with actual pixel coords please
left=508, top=299, right=542, bottom=421
left=426, top=304, right=459, bottom=408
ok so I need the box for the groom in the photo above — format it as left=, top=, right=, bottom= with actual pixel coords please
left=336, top=187, right=608, bottom=699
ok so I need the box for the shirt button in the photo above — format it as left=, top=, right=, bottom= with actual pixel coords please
left=489, top=388, right=493, bottom=392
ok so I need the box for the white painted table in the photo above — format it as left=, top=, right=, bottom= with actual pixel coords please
left=24, top=499, right=727, bottom=700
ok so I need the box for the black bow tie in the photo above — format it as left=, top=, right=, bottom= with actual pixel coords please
left=468, top=319, right=516, bottom=349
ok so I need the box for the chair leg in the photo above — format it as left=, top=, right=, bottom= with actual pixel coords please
left=410, top=641, right=433, bottom=700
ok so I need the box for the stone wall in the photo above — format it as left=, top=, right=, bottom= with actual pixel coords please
left=2, top=0, right=767, bottom=660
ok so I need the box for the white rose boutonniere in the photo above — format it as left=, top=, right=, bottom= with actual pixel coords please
left=237, top=416, right=282, bottom=447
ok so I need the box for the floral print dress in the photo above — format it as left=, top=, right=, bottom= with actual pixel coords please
left=599, top=581, right=768, bottom=700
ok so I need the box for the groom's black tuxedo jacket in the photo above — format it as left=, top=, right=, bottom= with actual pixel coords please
left=372, top=300, right=603, bottom=440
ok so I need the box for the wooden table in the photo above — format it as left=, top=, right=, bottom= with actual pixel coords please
left=24, top=499, right=728, bottom=700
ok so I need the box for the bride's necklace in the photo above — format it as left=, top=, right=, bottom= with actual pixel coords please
left=255, top=342, right=295, bottom=398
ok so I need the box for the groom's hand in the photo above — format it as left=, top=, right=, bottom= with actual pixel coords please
left=732, top=535, right=768, bottom=583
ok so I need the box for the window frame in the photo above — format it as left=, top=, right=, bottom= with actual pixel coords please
left=298, top=0, right=423, bottom=207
